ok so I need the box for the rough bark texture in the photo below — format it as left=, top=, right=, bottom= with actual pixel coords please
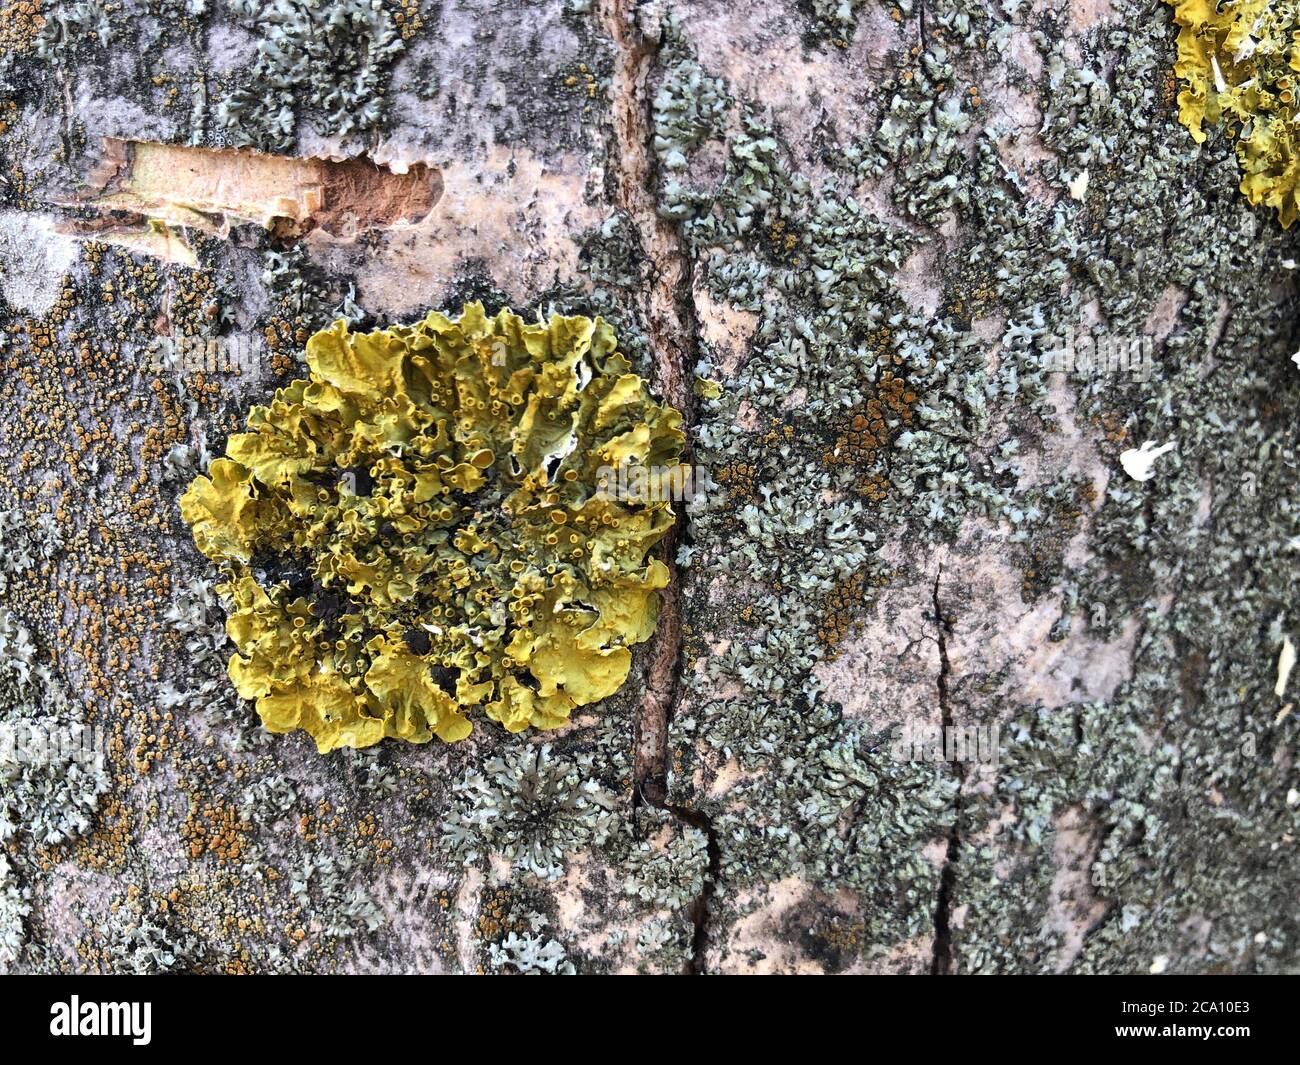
left=0, top=0, right=1298, bottom=974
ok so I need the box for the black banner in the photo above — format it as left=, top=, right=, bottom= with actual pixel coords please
left=0, top=973, right=1291, bottom=1051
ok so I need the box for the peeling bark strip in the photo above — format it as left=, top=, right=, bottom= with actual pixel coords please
left=600, top=0, right=700, bottom=802
left=601, top=1, right=695, bottom=418
left=59, top=138, right=442, bottom=261
left=601, top=0, right=717, bottom=973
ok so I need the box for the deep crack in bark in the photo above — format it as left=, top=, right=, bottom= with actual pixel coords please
left=600, top=0, right=714, bottom=974
left=666, top=802, right=722, bottom=974
left=930, top=565, right=964, bottom=975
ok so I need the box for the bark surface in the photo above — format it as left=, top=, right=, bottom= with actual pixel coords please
left=0, top=0, right=1296, bottom=974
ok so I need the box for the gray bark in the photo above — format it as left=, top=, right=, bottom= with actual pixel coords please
left=0, top=0, right=1296, bottom=974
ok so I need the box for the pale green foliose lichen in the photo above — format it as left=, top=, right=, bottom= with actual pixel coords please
left=217, top=0, right=408, bottom=151
left=443, top=743, right=619, bottom=879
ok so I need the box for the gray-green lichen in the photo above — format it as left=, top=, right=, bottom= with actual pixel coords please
left=0, top=853, right=30, bottom=966
left=217, top=0, right=409, bottom=152
left=160, top=576, right=264, bottom=748
left=643, top=0, right=1300, bottom=972
left=0, top=509, right=62, bottom=597
left=444, top=744, right=619, bottom=879
left=611, top=806, right=708, bottom=911
left=0, top=601, right=107, bottom=966
left=488, top=930, right=576, bottom=974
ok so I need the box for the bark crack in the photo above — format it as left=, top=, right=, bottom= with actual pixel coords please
left=665, top=802, right=721, bottom=974
left=599, top=0, right=711, bottom=973
left=600, top=0, right=694, bottom=799
left=930, top=565, right=964, bottom=975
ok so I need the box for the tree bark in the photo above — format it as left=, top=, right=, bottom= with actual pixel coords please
left=0, top=0, right=1296, bottom=974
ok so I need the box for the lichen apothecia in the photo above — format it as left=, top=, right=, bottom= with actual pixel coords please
left=1168, top=0, right=1300, bottom=226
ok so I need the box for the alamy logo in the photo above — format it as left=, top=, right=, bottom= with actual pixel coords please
left=594, top=462, right=704, bottom=503
left=0, top=720, right=105, bottom=767
left=49, top=997, right=151, bottom=1045
left=891, top=722, right=999, bottom=766
left=1040, top=324, right=1154, bottom=382
left=142, top=334, right=263, bottom=382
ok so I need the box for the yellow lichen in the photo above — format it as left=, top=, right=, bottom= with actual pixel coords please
left=180, top=305, right=685, bottom=752
left=1168, top=0, right=1300, bottom=226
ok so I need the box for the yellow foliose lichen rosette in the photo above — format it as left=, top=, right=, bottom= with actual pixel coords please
left=1168, top=0, right=1300, bottom=226
left=180, top=304, right=685, bottom=752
